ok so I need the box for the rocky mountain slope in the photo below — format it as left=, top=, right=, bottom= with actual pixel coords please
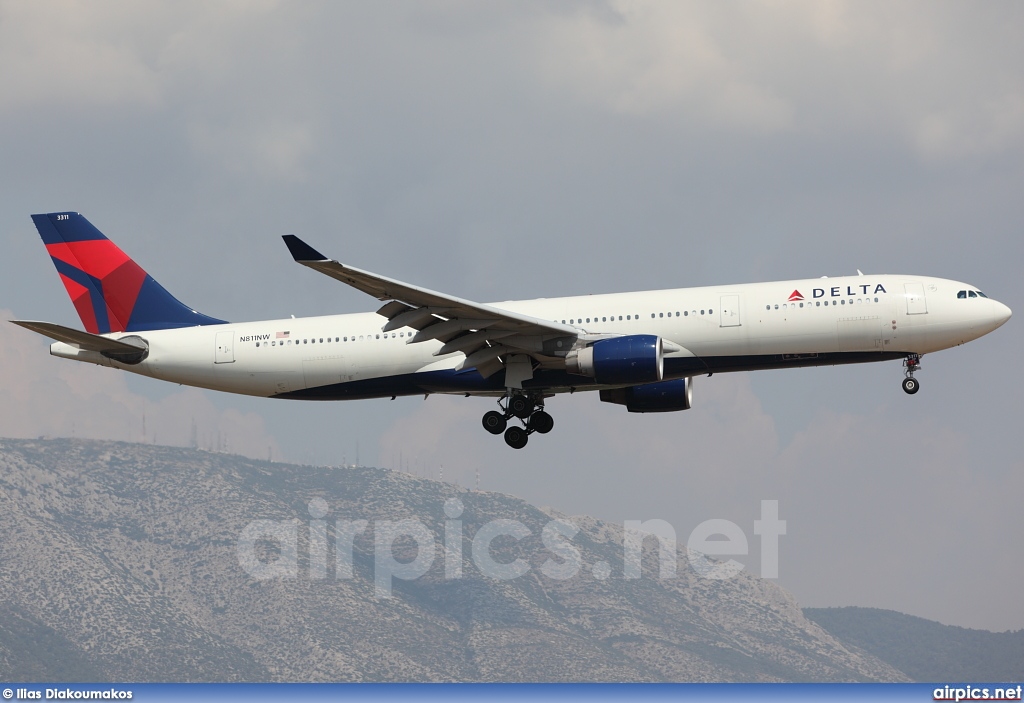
left=805, top=607, right=1024, bottom=682
left=0, top=438, right=904, bottom=682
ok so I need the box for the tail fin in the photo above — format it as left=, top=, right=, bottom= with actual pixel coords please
left=31, top=212, right=226, bottom=333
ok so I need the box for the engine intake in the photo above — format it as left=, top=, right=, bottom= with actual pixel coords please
left=566, top=334, right=663, bottom=385
left=599, top=378, right=693, bottom=413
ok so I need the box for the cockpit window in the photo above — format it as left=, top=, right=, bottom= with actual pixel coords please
left=968, top=291, right=977, bottom=298
left=976, top=291, right=988, bottom=298
left=957, top=291, right=966, bottom=299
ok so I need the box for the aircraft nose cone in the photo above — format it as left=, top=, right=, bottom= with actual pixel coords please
left=994, top=300, right=1012, bottom=326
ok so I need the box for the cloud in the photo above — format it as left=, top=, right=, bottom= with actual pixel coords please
left=525, top=1, right=1024, bottom=157
left=187, top=118, right=316, bottom=182
left=0, top=2, right=162, bottom=114
left=531, top=2, right=794, bottom=130
left=0, top=309, right=280, bottom=460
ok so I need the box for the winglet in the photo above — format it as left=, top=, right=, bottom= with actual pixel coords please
left=282, top=235, right=329, bottom=262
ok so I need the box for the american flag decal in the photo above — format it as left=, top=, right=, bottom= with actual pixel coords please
left=276, top=331, right=290, bottom=338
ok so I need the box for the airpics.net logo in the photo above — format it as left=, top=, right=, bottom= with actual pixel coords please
left=236, top=499, right=786, bottom=597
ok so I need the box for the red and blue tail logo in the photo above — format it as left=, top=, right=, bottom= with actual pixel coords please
left=32, top=212, right=226, bottom=333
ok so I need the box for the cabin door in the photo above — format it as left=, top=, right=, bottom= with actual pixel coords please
left=720, top=295, right=741, bottom=327
left=215, top=331, right=235, bottom=363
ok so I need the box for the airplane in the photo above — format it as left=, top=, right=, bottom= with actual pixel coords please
left=12, top=212, right=1012, bottom=449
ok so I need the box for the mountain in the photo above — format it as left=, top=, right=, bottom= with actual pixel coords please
left=0, top=437, right=903, bottom=682
left=804, top=607, right=1024, bottom=682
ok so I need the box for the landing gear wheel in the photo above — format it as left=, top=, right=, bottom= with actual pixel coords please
left=504, top=425, right=529, bottom=449
left=482, top=410, right=507, bottom=435
left=902, top=377, right=920, bottom=395
left=528, top=411, right=554, bottom=434
left=508, top=395, right=534, bottom=419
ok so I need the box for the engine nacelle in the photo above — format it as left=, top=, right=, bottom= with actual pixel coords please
left=599, top=378, right=693, bottom=413
left=565, top=334, right=664, bottom=385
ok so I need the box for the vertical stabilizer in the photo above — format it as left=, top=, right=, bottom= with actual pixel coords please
left=31, top=212, right=226, bottom=333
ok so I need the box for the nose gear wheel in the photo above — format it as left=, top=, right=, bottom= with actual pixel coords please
left=902, top=354, right=922, bottom=394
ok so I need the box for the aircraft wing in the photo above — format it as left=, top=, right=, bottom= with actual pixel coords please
left=283, top=235, right=578, bottom=379
left=10, top=320, right=148, bottom=354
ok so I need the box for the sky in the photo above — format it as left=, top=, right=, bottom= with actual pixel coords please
left=1, top=1, right=1022, bottom=632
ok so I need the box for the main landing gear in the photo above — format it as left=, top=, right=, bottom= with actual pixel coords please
left=481, top=392, right=553, bottom=449
left=902, top=354, right=922, bottom=395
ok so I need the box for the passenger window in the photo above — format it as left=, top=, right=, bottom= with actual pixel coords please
left=651, top=313, right=655, bottom=318
left=874, top=297, right=878, bottom=302
left=799, top=303, right=804, bottom=308
left=684, top=311, right=689, bottom=316
left=774, top=305, right=779, bottom=309
left=816, top=302, right=820, bottom=307
left=701, top=310, right=705, bottom=315
left=957, top=291, right=966, bottom=299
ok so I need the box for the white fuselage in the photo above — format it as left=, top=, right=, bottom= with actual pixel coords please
left=50, top=274, right=1011, bottom=400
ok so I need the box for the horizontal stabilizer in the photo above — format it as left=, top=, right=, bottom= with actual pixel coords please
left=10, top=320, right=148, bottom=354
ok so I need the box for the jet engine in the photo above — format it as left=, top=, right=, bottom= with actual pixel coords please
left=599, top=378, right=693, bottom=413
left=565, top=334, right=663, bottom=385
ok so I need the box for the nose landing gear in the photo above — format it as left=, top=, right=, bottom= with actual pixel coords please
left=902, top=354, right=921, bottom=395
left=481, top=392, right=554, bottom=448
